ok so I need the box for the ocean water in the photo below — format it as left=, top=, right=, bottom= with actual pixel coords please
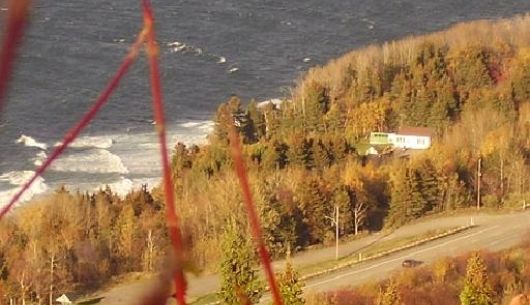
left=1, top=0, right=530, bottom=205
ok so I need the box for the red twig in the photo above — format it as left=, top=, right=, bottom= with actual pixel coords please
left=141, top=1, right=188, bottom=304
left=0, top=0, right=31, bottom=113
left=229, top=128, right=284, bottom=305
left=0, top=30, right=147, bottom=220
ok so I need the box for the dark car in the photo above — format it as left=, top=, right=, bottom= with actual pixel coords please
left=402, top=259, right=422, bottom=268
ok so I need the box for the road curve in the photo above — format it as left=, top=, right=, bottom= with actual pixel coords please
left=303, top=211, right=530, bottom=294
left=99, top=210, right=530, bottom=304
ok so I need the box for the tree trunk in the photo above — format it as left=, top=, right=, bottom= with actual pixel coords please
left=19, top=273, right=26, bottom=305
left=353, top=202, right=366, bottom=235
left=146, top=229, right=154, bottom=272
left=500, top=158, right=504, bottom=204
left=49, top=254, right=55, bottom=305
left=354, top=209, right=358, bottom=235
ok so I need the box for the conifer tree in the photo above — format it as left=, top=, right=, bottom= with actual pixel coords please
left=460, top=253, right=495, bottom=305
left=218, top=220, right=264, bottom=305
left=296, top=177, right=331, bottom=244
left=247, top=100, right=266, bottom=141
left=325, top=102, right=345, bottom=133
left=262, top=102, right=281, bottom=139
left=287, top=135, right=312, bottom=169
left=303, top=83, right=330, bottom=132
left=312, top=139, right=331, bottom=169
left=274, top=262, right=305, bottom=305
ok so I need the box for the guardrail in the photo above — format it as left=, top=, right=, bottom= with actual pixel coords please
left=299, top=225, right=474, bottom=281
left=199, top=225, right=475, bottom=305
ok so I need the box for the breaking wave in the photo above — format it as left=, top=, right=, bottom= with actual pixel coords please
left=15, top=135, right=47, bottom=150
left=50, top=149, right=129, bottom=174
left=0, top=171, right=48, bottom=207
left=54, top=135, right=114, bottom=149
left=32, top=151, right=48, bottom=167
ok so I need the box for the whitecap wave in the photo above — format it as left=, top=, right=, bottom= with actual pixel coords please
left=179, top=122, right=202, bottom=128
left=167, top=41, right=190, bottom=53
left=258, top=98, right=284, bottom=108
left=32, top=151, right=48, bottom=167
left=51, top=149, right=129, bottom=174
left=166, top=41, right=229, bottom=65
left=0, top=171, right=48, bottom=208
left=54, top=135, right=114, bottom=149
left=92, top=177, right=160, bottom=198
left=103, top=177, right=134, bottom=197
left=0, top=170, right=36, bottom=185
left=197, top=122, right=215, bottom=132
left=16, top=135, right=47, bottom=150
left=179, top=120, right=213, bottom=128
left=178, top=121, right=215, bottom=134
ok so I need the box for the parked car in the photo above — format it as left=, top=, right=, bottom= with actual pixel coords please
left=402, top=259, right=422, bottom=268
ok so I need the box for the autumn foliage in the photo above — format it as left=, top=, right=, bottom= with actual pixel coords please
left=2, top=8, right=530, bottom=305
left=306, top=242, right=530, bottom=305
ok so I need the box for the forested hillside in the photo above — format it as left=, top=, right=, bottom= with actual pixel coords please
left=1, top=15, right=530, bottom=304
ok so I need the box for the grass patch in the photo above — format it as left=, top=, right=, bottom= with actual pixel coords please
left=190, top=292, right=218, bottom=305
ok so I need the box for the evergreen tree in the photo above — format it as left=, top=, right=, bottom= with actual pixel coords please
left=262, top=140, right=288, bottom=170
left=453, top=47, right=492, bottom=92
left=213, top=96, right=252, bottom=144
left=247, top=100, right=266, bottom=141
left=330, top=136, right=349, bottom=163
left=218, top=220, right=264, bottom=305
left=303, top=83, right=330, bottom=132
left=274, top=262, right=305, bottom=305
left=460, top=253, right=495, bottom=305
left=512, top=55, right=530, bottom=102
left=324, top=102, right=345, bottom=133
left=262, top=102, right=281, bottom=139
left=312, top=139, right=331, bottom=169
left=286, top=135, right=312, bottom=169
left=296, top=177, right=332, bottom=244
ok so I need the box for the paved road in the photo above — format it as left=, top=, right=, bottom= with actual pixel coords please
left=98, top=210, right=530, bottom=304
left=303, top=211, right=530, bottom=294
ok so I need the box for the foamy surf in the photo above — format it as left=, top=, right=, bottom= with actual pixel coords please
left=32, top=151, right=48, bottom=167
left=51, top=149, right=129, bottom=174
left=104, top=177, right=134, bottom=197
left=166, top=41, right=229, bottom=65
left=179, top=120, right=213, bottom=129
left=16, top=135, right=48, bottom=150
left=258, top=98, right=284, bottom=109
left=54, top=135, right=114, bottom=149
left=0, top=171, right=48, bottom=208
left=167, top=41, right=192, bottom=53
left=66, top=177, right=160, bottom=199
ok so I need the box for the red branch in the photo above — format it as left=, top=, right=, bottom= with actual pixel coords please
left=141, top=1, right=188, bottom=304
left=0, top=30, right=147, bottom=219
left=229, top=128, right=284, bottom=305
left=0, top=0, right=31, bottom=113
